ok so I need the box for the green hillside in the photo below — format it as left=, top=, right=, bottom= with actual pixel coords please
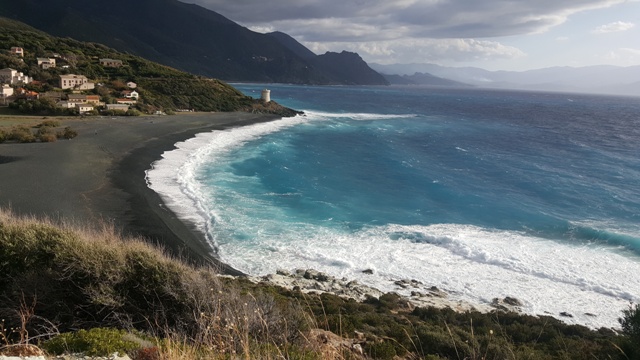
left=0, top=17, right=295, bottom=115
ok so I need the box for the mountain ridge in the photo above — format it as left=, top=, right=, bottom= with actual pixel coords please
left=0, top=0, right=387, bottom=85
left=371, top=62, right=640, bottom=96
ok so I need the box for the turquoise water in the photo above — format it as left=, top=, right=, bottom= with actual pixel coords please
left=147, top=85, right=640, bottom=328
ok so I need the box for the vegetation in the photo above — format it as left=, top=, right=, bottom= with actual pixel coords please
left=0, top=17, right=297, bottom=115
left=619, top=303, right=640, bottom=359
left=0, top=208, right=636, bottom=359
left=0, top=120, right=76, bottom=143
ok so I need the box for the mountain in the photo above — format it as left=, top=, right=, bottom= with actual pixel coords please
left=382, top=72, right=472, bottom=87
left=266, top=31, right=317, bottom=61
left=371, top=62, right=640, bottom=96
left=0, top=0, right=387, bottom=85
left=265, top=32, right=388, bottom=85
left=0, top=17, right=300, bottom=116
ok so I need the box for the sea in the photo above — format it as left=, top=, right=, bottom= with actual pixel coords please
left=146, top=84, right=640, bottom=329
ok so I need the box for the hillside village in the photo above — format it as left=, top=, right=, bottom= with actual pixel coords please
left=1, top=46, right=151, bottom=116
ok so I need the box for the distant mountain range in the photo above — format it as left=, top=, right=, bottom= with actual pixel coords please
left=371, top=63, right=640, bottom=96
left=0, top=0, right=388, bottom=85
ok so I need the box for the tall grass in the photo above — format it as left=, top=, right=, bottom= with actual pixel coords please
left=0, top=208, right=633, bottom=359
left=0, top=208, right=312, bottom=358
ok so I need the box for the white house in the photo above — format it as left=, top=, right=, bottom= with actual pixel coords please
left=37, top=58, right=56, bottom=69
left=59, top=74, right=94, bottom=90
left=76, top=104, right=94, bottom=114
left=121, top=90, right=139, bottom=99
left=1, top=84, right=13, bottom=98
left=0, top=68, right=31, bottom=85
left=106, top=104, right=130, bottom=111
left=56, top=101, right=75, bottom=109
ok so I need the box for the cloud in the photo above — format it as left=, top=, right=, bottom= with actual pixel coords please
left=592, top=21, right=635, bottom=34
left=179, top=0, right=632, bottom=65
left=306, top=38, right=526, bottom=64
left=183, top=0, right=630, bottom=39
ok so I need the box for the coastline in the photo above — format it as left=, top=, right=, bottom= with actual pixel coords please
left=0, top=112, right=279, bottom=274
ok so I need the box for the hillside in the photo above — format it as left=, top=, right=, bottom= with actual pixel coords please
left=0, top=208, right=637, bottom=359
left=0, top=17, right=299, bottom=115
left=0, top=0, right=388, bottom=85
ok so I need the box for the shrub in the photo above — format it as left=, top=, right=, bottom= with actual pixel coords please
left=9, top=126, right=36, bottom=143
left=36, top=120, right=61, bottom=128
left=620, top=303, right=640, bottom=340
left=619, top=303, right=640, bottom=359
left=0, top=129, right=6, bottom=143
left=42, top=328, right=141, bottom=356
left=57, top=127, right=78, bottom=139
left=38, top=133, right=57, bottom=143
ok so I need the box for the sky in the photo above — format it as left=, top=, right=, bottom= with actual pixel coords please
left=182, top=0, right=640, bottom=71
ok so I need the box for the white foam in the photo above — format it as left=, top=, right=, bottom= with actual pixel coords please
left=303, top=110, right=417, bottom=121
left=145, top=111, right=640, bottom=331
left=215, top=221, right=640, bottom=330
left=145, top=114, right=308, bottom=239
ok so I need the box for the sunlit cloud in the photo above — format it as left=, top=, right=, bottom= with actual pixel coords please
left=592, top=21, right=635, bottom=34
left=305, top=38, right=526, bottom=65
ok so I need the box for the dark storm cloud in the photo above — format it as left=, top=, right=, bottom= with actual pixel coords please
left=181, top=0, right=627, bottom=39
left=178, top=0, right=631, bottom=64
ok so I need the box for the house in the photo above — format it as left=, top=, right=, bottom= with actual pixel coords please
left=86, top=95, right=101, bottom=104
left=15, top=88, right=39, bottom=100
left=126, top=82, right=137, bottom=89
left=1, top=84, right=14, bottom=98
left=75, top=82, right=95, bottom=90
left=106, top=104, right=130, bottom=111
left=0, top=68, right=31, bottom=85
left=121, top=90, right=139, bottom=99
left=59, top=74, right=94, bottom=90
left=99, top=58, right=123, bottom=68
left=76, top=104, right=94, bottom=114
left=41, top=91, right=63, bottom=101
left=56, top=101, right=75, bottom=109
left=67, top=94, right=88, bottom=104
left=116, top=98, right=136, bottom=105
left=10, top=47, right=24, bottom=57
left=37, top=58, right=56, bottom=69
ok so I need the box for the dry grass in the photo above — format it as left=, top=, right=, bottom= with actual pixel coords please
left=0, top=208, right=317, bottom=359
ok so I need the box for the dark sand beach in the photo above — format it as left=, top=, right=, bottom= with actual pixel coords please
left=0, top=113, right=278, bottom=274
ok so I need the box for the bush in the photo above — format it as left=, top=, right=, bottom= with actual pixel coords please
left=620, top=303, right=640, bottom=359
left=0, top=129, right=6, bottom=143
left=57, top=127, right=78, bottom=139
left=9, top=126, right=36, bottom=143
left=38, top=133, right=57, bottom=143
left=36, top=120, right=61, bottom=128
left=42, top=328, right=141, bottom=356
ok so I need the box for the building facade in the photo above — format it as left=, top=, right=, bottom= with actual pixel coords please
left=0, top=68, right=31, bottom=85
left=59, top=74, right=92, bottom=90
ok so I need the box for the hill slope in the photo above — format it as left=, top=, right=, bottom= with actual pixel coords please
left=0, top=17, right=300, bottom=115
left=0, top=0, right=387, bottom=85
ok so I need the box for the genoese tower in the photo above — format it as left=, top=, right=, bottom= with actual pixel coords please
left=261, top=89, right=271, bottom=103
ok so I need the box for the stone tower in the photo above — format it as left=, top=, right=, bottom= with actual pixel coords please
left=261, top=89, right=271, bottom=103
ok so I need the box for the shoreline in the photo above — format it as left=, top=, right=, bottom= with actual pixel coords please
left=0, top=112, right=279, bottom=274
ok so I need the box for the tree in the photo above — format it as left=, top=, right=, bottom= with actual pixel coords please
left=620, top=303, right=640, bottom=359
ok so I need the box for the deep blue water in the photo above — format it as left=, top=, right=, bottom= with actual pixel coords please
left=148, top=84, right=640, bottom=328
left=229, top=85, right=640, bottom=248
